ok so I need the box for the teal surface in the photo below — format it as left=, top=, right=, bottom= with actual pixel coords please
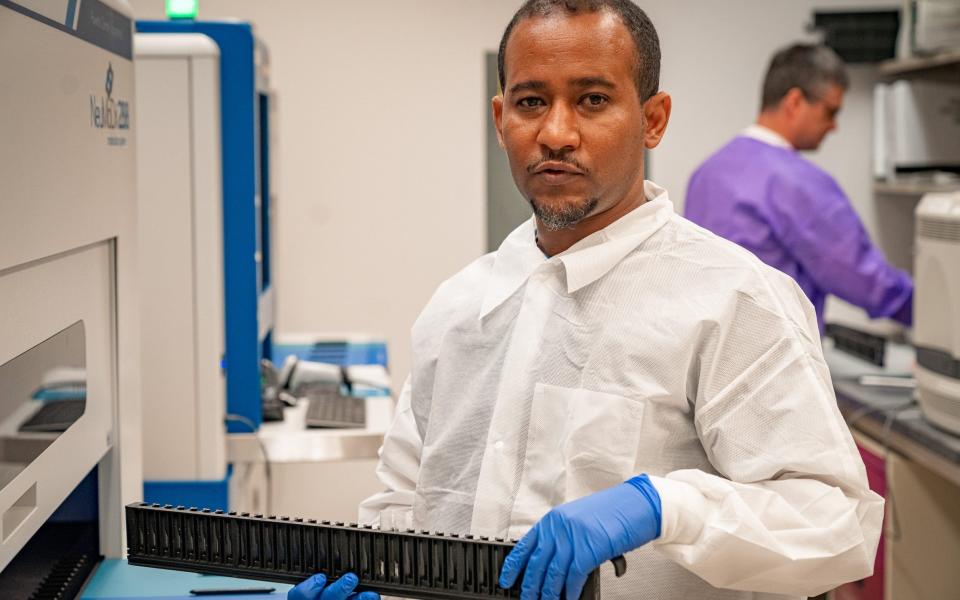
left=81, top=559, right=293, bottom=598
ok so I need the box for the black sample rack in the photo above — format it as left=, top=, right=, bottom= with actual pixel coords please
left=126, top=503, right=612, bottom=599
left=826, top=323, right=887, bottom=367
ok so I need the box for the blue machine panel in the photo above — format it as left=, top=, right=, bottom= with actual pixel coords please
left=143, top=467, right=232, bottom=512
left=274, top=341, right=389, bottom=369
left=136, top=20, right=272, bottom=431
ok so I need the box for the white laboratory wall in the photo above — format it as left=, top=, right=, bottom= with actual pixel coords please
left=642, top=0, right=896, bottom=237
left=127, top=0, right=897, bottom=388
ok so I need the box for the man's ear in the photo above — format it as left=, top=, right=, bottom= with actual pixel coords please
left=492, top=95, right=506, bottom=149
left=643, top=92, right=671, bottom=149
left=781, top=87, right=805, bottom=116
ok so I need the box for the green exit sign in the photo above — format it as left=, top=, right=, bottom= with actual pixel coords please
left=165, top=0, right=198, bottom=19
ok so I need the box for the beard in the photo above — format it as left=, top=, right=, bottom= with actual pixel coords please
left=528, top=195, right=600, bottom=231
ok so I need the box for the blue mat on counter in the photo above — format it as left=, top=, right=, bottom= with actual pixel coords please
left=81, top=559, right=292, bottom=599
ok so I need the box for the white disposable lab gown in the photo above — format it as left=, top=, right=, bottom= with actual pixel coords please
left=360, top=182, right=883, bottom=599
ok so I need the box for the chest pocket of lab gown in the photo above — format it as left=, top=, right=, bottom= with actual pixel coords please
left=508, top=383, right=645, bottom=536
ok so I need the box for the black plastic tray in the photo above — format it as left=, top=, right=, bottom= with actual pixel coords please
left=125, top=503, right=605, bottom=599
left=826, top=323, right=886, bottom=367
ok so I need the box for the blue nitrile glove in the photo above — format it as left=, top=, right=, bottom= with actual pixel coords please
left=287, top=572, right=380, bottom=600
left=499, top=474, right=662, bottom=600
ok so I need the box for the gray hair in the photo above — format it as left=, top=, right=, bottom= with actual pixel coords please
left=761, top=44, right=848, bottom=110
left=498, top=0, right=661, bottom=101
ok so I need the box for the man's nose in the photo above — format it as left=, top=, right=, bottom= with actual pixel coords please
left=536, top=102, right=580, bottom=152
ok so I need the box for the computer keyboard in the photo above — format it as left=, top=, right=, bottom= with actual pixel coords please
left=292, top=379, right=341, bottom=397
left=19, top=399, right=86, bottom=433
left=304, top=389, right=366, bottom=429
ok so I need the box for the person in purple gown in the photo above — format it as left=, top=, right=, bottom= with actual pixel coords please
left=684, top=43, right=912, bottom=333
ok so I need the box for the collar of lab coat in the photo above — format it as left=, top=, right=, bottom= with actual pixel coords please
left=741, top=124, right=794, bottom=150
left=480, top=181, right=673, bottom=319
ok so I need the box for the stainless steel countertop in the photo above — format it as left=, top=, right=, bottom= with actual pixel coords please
left=825, top=340, right=960, bottom=487
left=227, top=395, right=394, bottom=464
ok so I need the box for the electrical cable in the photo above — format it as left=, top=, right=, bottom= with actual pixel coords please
left=224, top=413, right=272, bottom=517
left=843, top=396, right=917, bottom=543
left=878, top=402, right=915, bottom=543
left=844, top=398, right=915, bottom=429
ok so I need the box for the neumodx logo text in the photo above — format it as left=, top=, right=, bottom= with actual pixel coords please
left=90, top=63, right=129, bottom=130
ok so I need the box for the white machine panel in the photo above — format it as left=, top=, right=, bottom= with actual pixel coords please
left=876, top=80, right=960, bottom=178
left=0, top=4, right=132, bottom=270
left=914, top=192, right=960, bottom=434
left=0, top=0, right=141, bottom=567
left=0, top=245, right=115, bottom=568
left=135, top=34, right=227, bottom=481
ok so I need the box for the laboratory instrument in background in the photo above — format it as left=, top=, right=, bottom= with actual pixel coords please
left=266, top=356, right=380, bottom=429
left=811, top=9, right=900, bottom=64
left=134, top=32, right=231, bottom=511
left=134, top=20, right=392, bottom=519
left=274, top=333, right=389, bottom=371
left=0, top=0, right=142, bottom=595
left=137, top=19, right=278, bottom=434
left=274, top=332, right=392, bottom=398
left=913, top=192, right=960, bottom=434
left=280, top=355, right=344, bottom=393
left=285, top=354, right=396, bottom=429
left=907, top=0, right=960, bottom=54
left=874, top=79, right=960, bottom=180
left=134, top=20, right=278, bottom=511
left=278, top=354, right=391, bottom=397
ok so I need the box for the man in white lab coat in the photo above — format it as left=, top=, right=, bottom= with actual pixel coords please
left=289, top=1, right=883, bottom=599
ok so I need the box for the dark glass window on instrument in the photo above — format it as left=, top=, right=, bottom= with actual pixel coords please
left=0, top=321, right=86, bottom=492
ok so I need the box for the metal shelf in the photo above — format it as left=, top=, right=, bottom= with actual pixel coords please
left=879, top=50, right=960, bottom=80
left=874, top=180, right=960, bottom=197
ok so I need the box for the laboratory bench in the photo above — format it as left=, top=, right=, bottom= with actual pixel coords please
left=226, top=394, right=395, bottom=523
left=826, top=340, right=960, bottom=488
left=824, top=340, right=960, bottom=600
left=834, top=379, right=960, bottom=487
left=80, top=558, right=290, bottom=599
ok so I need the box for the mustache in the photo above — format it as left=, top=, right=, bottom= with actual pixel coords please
left=526, top=153, right=589, bottom=175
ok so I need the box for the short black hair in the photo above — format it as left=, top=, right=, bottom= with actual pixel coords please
left=761, top=43, right=848, bottom=110
left=497, top=0, right=661, bottom=101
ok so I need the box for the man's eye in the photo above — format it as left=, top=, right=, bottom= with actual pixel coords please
left=582, top=94, right=608, bottom=108
left=517, top=97, right=545, bottom=108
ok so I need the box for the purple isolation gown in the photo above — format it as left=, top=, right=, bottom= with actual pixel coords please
left=684, top=135, right=913, bottom=333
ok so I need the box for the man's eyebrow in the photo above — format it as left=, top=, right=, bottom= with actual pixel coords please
left=571, top=77, right=616, bottom=89
left=507, top=78, right=616, bottom=95
left=508, top=80, right=547, bottom=95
